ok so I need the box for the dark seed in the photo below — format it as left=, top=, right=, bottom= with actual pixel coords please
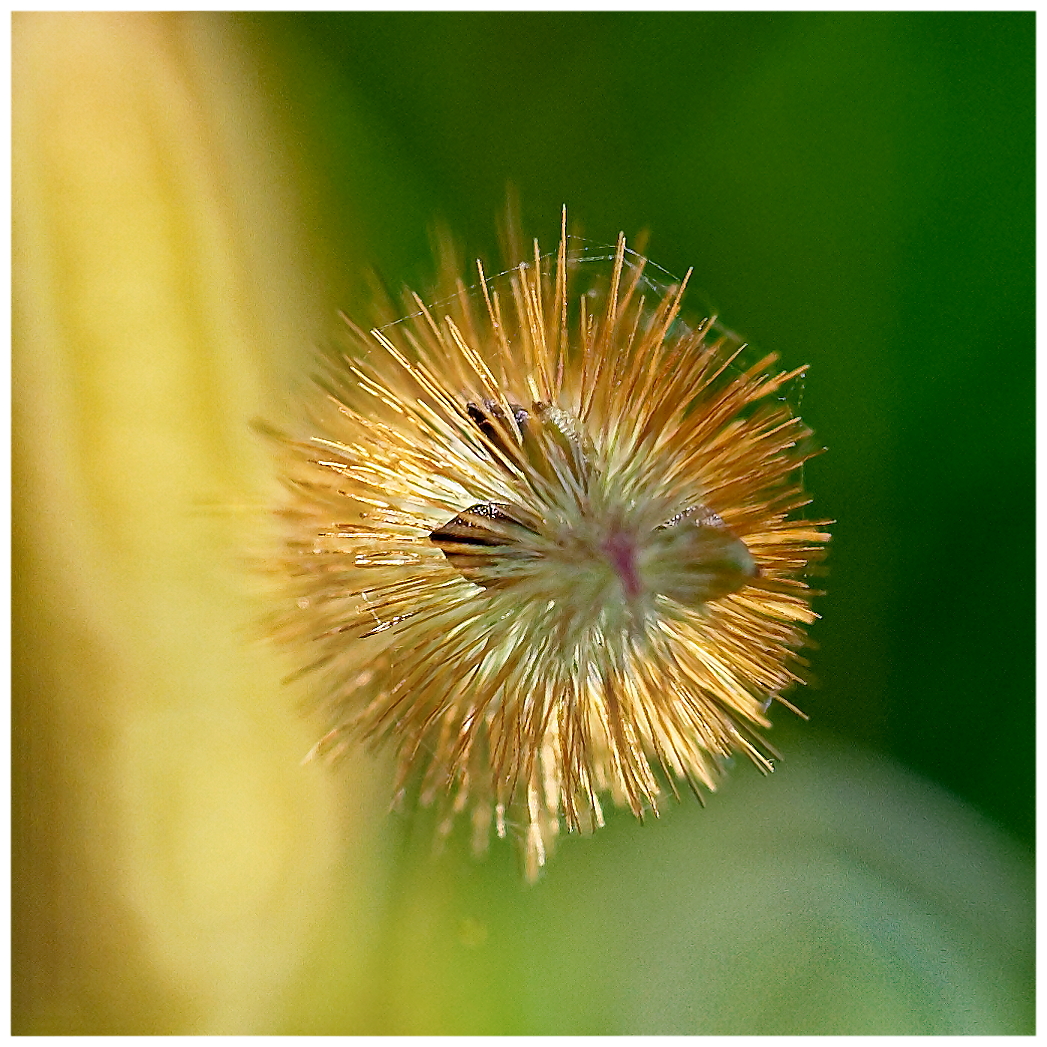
left=466, top=399, right=529, bottom=462
left=430, top=502, right=537, bottom=589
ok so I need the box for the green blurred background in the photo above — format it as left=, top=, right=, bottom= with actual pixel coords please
left=14, top=11, right=1034, bottom=1035
left=246, top=10, right=1034, bottom=845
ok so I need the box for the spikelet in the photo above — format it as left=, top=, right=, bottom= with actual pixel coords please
left=268, top=210, right=830, bottom=880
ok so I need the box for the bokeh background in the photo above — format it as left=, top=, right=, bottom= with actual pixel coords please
left=14, top=12, right=1034, bottom=1035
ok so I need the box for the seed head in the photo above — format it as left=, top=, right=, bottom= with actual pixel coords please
left=269, top=211, right=830, bottom=880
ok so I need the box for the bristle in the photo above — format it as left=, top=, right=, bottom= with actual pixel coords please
left=267, top=214, right=829, bottom=881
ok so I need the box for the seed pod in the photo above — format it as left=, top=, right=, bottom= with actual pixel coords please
left=268, top=211, right=830, bottom=880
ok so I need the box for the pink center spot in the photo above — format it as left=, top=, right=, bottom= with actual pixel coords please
left=602, top=531, right=643, bottom=599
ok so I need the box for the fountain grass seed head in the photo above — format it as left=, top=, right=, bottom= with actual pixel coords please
left=268, top=211, right=830, bottom=880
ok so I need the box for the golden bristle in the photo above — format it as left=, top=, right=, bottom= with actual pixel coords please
left=268, top=210, right=830, bottom=881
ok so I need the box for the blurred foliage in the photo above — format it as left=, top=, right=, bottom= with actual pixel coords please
left=14, top=12, right=1033, bottom=1036
left=245, top=10, right=1035, bottom=845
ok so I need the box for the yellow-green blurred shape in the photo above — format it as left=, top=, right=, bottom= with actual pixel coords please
left=13, top=12, right=386, bottom=1033
left=371, top=732, right=1034, bottom=1035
